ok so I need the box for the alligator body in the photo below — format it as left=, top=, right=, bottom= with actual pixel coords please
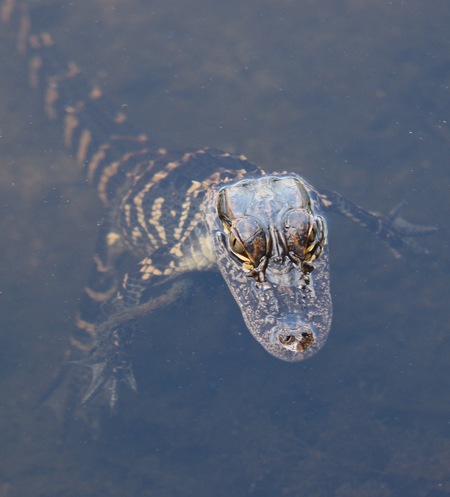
left=1, top=1, right=436, bottom=408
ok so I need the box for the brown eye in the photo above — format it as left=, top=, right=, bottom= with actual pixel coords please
left=308, top=225, right=316, bottom=243
left=230, top=233, right=246, bottom=254
left=305, top=217, right=325, bottom=262
left=284, top=209, right=311, bottom=259
left=284, top=210, right=325, bottom=264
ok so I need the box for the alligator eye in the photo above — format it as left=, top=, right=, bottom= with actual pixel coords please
left=284, top=210, right=325, bottom=264
left=230, top=233, right=246, bottom=255
left=230, top=217, right=267, bottom=268
left=304, top=216, right=325, bottom=262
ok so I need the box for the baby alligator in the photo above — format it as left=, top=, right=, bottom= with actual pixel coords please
left=2, top=1, right=436, bottom=408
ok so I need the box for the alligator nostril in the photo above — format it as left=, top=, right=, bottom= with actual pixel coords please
left=278, top=334, right=296, bottom=345
left=299, top=329, right=314, bottom=349
left=277, top=327, right=315, bottom=351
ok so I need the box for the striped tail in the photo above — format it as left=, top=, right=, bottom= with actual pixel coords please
left=1, top=0, right=158, bottom=206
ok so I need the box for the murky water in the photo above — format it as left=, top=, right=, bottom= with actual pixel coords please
left=0, top=1, right=449, bottom=496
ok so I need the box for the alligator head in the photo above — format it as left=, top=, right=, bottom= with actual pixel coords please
left=204, top=173, right=332, bottom=361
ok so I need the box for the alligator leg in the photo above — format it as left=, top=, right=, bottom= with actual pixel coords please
left=319, top=189, right=437, bottom=258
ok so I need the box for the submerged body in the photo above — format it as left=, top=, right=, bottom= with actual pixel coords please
left=82, top=148, right=333, bottom=365
left=2, top=2, right=436, bottom=407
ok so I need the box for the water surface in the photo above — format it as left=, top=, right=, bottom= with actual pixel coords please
left=0, top=1, right=449, bottom=496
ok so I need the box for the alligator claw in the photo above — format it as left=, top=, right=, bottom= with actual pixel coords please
left=388, top=202, right=438, bottom=235
left=386, top=202, right=438, bottom=257
left=75, top=354, right=137, bottom=410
